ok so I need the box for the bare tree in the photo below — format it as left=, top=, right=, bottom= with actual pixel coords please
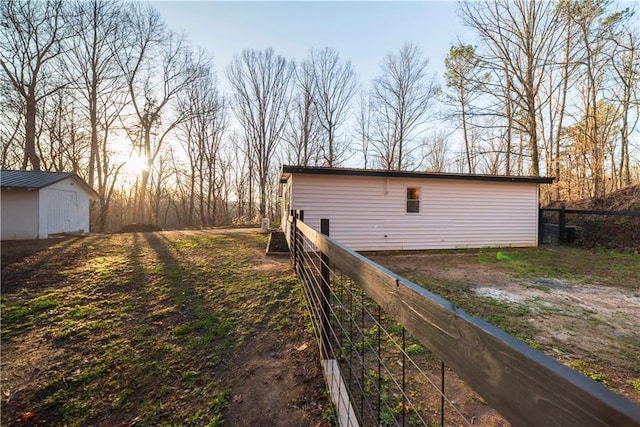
left=0, top=0, right=74, bottom=170
left=40, top=87, right=87, bottom=173
left=148, top=147, right=174, bottom=226
left=0, top=75, right=25, bottom=168
left=460, top=0, right=565, bottom=176
left=354, top=89, right=373, bottom=169
left=568, top=0, right=631, bottom=197
left=370, top=42, right=437, bottom=170
left=67, top=0, right=130, bottom=230
left=309, top=47, right=356, bottom=166
left=227, top=48, right=293, bottom=218
left=284, top=59, right=322, bottom=166
left=71, top=0, right=126, bottom=183
left=118, top=4, right=205, bottom=222
left=423, top=130, right=451, bottom=172
left=176, top=64, right=227, bottom=227
left=605, top=16, right=639, bottom=188
left=228, top=132, right=251, bottom=220
left=538, top=1, right=580, bottom=199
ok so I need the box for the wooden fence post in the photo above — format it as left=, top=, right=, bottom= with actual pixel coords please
left=295, top=210, right=304, bottom=273
left=320, top=218, right=330, bottom=359
left=291, top=210, right=297, bottom=269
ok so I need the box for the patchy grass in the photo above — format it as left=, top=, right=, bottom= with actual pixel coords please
left=1, top=231, right=327, bottom=426
left=390, top=245, right=639, bottom=342
left=567, top=360, right=609, bottom=386
left=476, top=246, right=640, bottom=288
left=409, top=276, right=537, bottom=341
left=369, top=245, right=640, bottom=404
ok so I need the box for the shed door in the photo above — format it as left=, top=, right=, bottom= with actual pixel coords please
left=47, top=189, right=77, bottom=234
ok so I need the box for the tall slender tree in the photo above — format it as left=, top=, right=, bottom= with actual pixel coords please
left=355, top=89, right=373, bottom=169
left=118, top=4, right=204, bottom=222
left=309, top=47, right=357, bottom=166
left=370, top=42, right=437, bottom=170
left=605, top=15, right=639, bottom=187
left=176, top=64, right=227, bottom=226
left=568, top=0, right=630, bottom=196
left=227, top=48, right=293, bottom=218
left=444, top=44, right=487, bottom=173
left=283, top=59, right=322, bottom=166
left=68, top=0, right=129, bottom=230
left=1, top=0, right=73, bottom=170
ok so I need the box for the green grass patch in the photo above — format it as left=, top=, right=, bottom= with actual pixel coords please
left=405, top=343, right=426, bottom=356
left=567, top=359, right=609, bottom=385
left=477, top=246, right=639, bottom=288
left=2, top=293, right=60, bottom=324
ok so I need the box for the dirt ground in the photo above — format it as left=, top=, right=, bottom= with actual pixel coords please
left=1, top=231, right=330, bottom=426
left=223, top=255, right=328, bottom=427
left=368, top=250, right=640, bottom=404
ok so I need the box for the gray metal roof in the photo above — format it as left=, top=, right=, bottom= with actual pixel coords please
left=0, top=170, right=99, bottom=197
left=1, top=170, right=74, bottom=188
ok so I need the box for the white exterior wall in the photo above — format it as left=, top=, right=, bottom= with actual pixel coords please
left=1, top=189, right=39, bottom=240
left=38, top=177, right=92, bottom=238
left=288, top=174, right=540, bottom=251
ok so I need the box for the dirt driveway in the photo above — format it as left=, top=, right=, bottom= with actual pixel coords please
left=367, top=247, right=640, bottom=404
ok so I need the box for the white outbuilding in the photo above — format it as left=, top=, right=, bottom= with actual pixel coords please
left=280, top=166, right=553, bottom=251
left=1, top=170, right=98, bottom=240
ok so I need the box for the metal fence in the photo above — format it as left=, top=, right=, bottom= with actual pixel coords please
left=539, top=207, right=640, bottom=245
left=289, top=211, right=640, bottom=427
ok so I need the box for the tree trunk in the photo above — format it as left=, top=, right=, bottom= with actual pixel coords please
left=24, top=96, right=41, bottom=170
left=136, top=124, right=152, bottom=223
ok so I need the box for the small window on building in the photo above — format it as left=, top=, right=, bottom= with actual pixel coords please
left=407, top=187, right=420, bottom=213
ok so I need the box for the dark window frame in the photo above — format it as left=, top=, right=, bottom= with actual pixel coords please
left=406, top=187, right=420, bottom=213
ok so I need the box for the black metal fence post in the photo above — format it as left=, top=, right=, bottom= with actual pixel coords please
left=559, top=206, right=566, bottom=244
left=538, top=207, right=545, bottom=245
left=320, top=218, right=330, bottom=359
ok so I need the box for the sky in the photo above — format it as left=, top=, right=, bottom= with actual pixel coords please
left=150, top=1, right=473, bottom=89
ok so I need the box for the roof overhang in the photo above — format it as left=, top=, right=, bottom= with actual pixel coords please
left=280, top=165, right=554, bottom=184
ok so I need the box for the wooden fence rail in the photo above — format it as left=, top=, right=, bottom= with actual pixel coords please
left=291, top=212, right=640, bottom=426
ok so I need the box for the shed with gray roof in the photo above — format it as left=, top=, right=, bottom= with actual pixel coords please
left=1, top=170, right=98, bottom=240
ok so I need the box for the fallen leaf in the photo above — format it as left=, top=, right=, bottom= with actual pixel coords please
left=296, top=342, right=309, bottom=352
left=397, top=401, right=413, bottom=412
left=21, top=412, right=35, bottom=421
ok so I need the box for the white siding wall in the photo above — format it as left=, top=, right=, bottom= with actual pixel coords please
left=38, top=177, right=92, bottom=238
left=290, top=174, right=540, bottom=251
left=1, top=189, right=39, bottom=240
